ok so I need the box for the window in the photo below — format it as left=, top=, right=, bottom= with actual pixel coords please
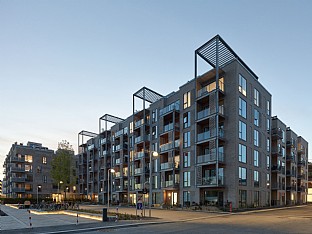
left=239, top=74, right=247, bottom=96
left=266, top=173, right=270, bottom=188
left=25, top=164, right=32, bottom=172
left=184, top=131, right=191, bottom=148
left=254, top=130, right=259, bottom=146
left=239, top=121, right=247, bottom=141
left=43, top=175, right=47, bottom=183
left=239, top=190, right=247, bottom=208
left=254, top=150, right=259, bottom=167
left=152, top=109, right=158, bottom=123
left=183, top=91, right=191, bottom=109
left=183, top=191, right=190, bottom=206
left=25, top=155, right=33, bottom=163
left=254, top=191, right=260, bottom=207
left=239, top=167, right=247, bottom=186
left=282, top=147, right=286, bottom=158
left=239, top=98, right=247, bottom=118
left=254, top=88, right=260, bottom=106
left=254, top=109, right=260, bottom=126
left=184, top=152, right=191, bottom=168
left=152, top=126, right=157, bottom=140
left=267, top=138, right=270, bottom=152
left=267, top=100, right=270, bottom=115
left=267, top=155, right=270, bottom=170
left=42, top=156, right=47, bottom=164
left=37, top=166, right=42, bottom=173
left=183, top=171, right=191, bottom=187
left=183, top=112, right=191, bottom=128
left=254, top=170, right=259, bottom=187
left=267, top=118, right=270, bottom=132
left=239, top=144, right=247, bottom=163
left=282, top=130, right=285, bottom=143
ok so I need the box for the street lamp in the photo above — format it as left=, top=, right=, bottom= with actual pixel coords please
left=58, top=181, right=63, bottom=203
left=37, top=185, right=42, bottom=206
left=107, top=168, right=115, bottom=210
left=149, top=151, right=158, bottom=217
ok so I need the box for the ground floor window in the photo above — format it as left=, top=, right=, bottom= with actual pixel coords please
left=183, top=191, right=190, bottom=206
left=254, top=191, right=260, bottom=207
left=239, top=190, right=247, bottom=208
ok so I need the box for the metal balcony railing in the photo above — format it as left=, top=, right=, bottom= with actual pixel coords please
left=197, top=152, right=224, bottom=164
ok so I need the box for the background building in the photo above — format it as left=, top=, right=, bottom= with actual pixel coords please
left=3, top=142, right=55, bottom=199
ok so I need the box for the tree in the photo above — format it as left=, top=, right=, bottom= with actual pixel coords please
left=51, top=140, right=77, bottom=200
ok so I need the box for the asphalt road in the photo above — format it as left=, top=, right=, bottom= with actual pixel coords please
left=79, top=205, right=312, bottom=234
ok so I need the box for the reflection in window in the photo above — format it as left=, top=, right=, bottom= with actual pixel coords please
left=239, top=74, right=247, bottom=96
left=183, top=91, right=191, bottom=109
left=239, top=98, right=247, bottom=118
left=239, top=121, right=247, bottom=141
left=239, top=167, right=247, bottom=186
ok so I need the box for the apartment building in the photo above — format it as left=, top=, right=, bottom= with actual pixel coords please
left=78, top=35, right=279, bottom=209
left=3, top=142, right=55, bottom=199
left=307, top=163, right=312, bottom=202
left=0, top=179, right=2, bottom=195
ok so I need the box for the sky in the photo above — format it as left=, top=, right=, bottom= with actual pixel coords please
left=1, top=0, right=312, bottom=180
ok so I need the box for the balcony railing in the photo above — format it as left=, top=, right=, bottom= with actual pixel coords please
left=135, top=119, right=145, bottom=128
left=11, top=157, right=25, bottom=162
left=197, top=130, right=224, bottom=142
left=160, top=162, right=174, bottom=170
left=115, top=172, right=121, bottom=177
left=134, top=151, right=146, bottom=160
left=12, top=187, right=25, bottom=193
left=271, top=183, right=285, bottom=190
left=11, top=177, right=26, bottom=183
left=202, top=176, right=224, bottom=186
left=11, top=167, right=25, bottom=172
left=159, top=102, right=180, bottom=116
left=160, top=140, right=180, bottom=153
left=161, top=180, right=179, bottom=188
left=134, top=183, right=142, bottom=190
left=197, top=152, right=224, bottom=164
left=161, top=123, right=179, bottom=134
left=87, top=144, right=95, bottom=151
left=197, top=106, right=224, bottom=121
left=134, top=168, right=143, bottom=175
left=134, top=136, right=144, bottom=144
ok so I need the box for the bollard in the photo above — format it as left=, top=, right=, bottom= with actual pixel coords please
left=76, top=213, right=78, bottom=225
left=115, top=207, right=118, bottom=222
left=229, top=202, right=232, bottom=213
left=28, top=210, right=32, bottom=228
left=102, top=208, right=108, bottom=222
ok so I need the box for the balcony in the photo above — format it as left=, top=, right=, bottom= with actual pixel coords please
left=271, top=183, right=285, bottom=190
left=134, top=168, right=143, bottom=175
left=160, top=140, right=180, bottom=153
left=87, top=144, right=95, bottom=151
left=161, top=180, right=179, bottom=188
left=197, top=82, right=224, bottom=99
left=134, top=152, right=146, bottom=160
left=298, top=186, right=306, bottom=192
left=197, top=106, right=224, bottom=121
left=159, top=102, right=180, bottom=116
left=134, top=136, right=144, bottom=144
left=134, top=183, right=142, bottom=190
left=197, top=130, right=224, bottom=142
left=286, top=155, right=295, bottom=162
left=271, top=128, right=283, bottom=139
left=298, top=160, right=306, bottom=166
left=135, top=119, right=145, bottom=128
left=102, top=150, right=110, bottom=157
left=160, top=162, right=174, bottom=170
left=115, top=158, right=121, bottom=164
left=12, top=187, right=25, bottom=193
left=161, top=123, right=179, bottom=134
left=115, top=172, right=121, bottom=177
left=286, top=186, right=296, bottom=191
left=271, top=165, right=282, bottom=172
left=197, top=152, right=224, bottom=164
left=202, top=176, right=224, bottom=186
left=11, top=177, right=26, bottom=183
left=11, top=167, right=25, bottom=172
left=286, top=170, right=296, bottom=177
left=11, top=157, right=25, bottom=162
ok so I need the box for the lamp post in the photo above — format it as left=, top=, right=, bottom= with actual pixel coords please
left=58, top=180, right=63, bottom=203
left=37, top=185, right=42, bottom=205
left=107, top=168, right=115, bottom=210
left=149, top=151, right=158, bottom=217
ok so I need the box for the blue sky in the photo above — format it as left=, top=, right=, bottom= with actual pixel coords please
left=1, top=0, right=311, bottom=179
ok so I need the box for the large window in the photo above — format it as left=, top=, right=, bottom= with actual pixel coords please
left=254, top=150, right=259, bottom=167
left=43, top=175, right=47, bottom=183
left=267, top=155, right=270, bottom=170
left=239, top=144, right=247, bottom=163
left=183, top=191, right=190, bottom=206
left=254, top=170, right=259, bottom=187
left=183, top=91, right=191, bottom=109
left=254, top=129, right=259, bottom=146
left=184, top=152, right=191, bottom=168
left=239, top=190, right=247, bottom=208
left=183, top=132, right=191, bottom=148
left=254, top=191, right=260, bottom=207
left=254, top=109, right=260, bottom=126
left=183, top=112, right=191, bottom=128
left=239, top=98, right=247, bottom=118
left=239, top=167, right=247, bottom=186
left=183, top=171, right=191, bottom=187
left=267, top=138, right=270, bottom=152
left=152, top=109, right=158, bottom=123
left=42, top=156, right=47, bottom=164
left=25, top=155, right=33, bottom=163
left=267, top=100, right=270, bottom=115
left=239, top=121, right=247, bottom=141
left=267, top=118, right=270, bottom=132
left=239, top=74, right=247, bottom=96
left=254, top=88, right=260, bottom=106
